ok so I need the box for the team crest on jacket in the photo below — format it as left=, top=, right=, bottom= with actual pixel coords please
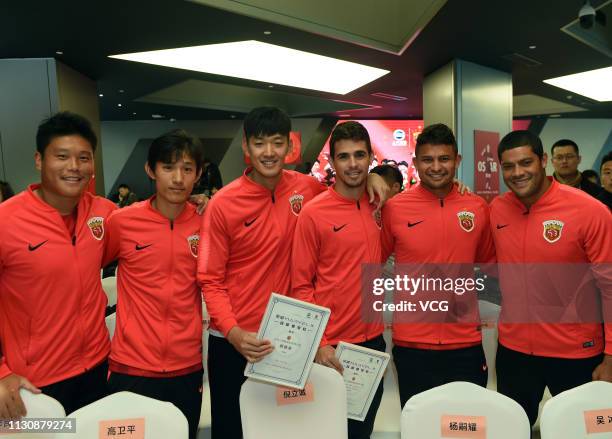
left=457, top=211, right=475, bottom=232
left=373, top=210, right=382, bottom=229
left=187, top=234, right=200, bottom=258
left=87, top=217, right=104, bottom=240
left=542, top=220, right=564, bottom=243
left=289, top=193, right=304, bottom=216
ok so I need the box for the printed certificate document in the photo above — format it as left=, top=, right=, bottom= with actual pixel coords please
left=336, top=342, right=390, bottom=421
left=244, top=293, right=330, bottom=389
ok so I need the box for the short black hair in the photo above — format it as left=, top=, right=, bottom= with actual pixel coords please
left=147, top=129, right=204, bottom=173
left=118, top=184, right=130, bottom=190
left=36, top=111, right=97, bottom=156
left=551, top=139, right=579, bottom=156
left=370, top=165, right=403, bottom=189
left=329, top=121, right=372, bottom=159
left=582, top=169, right=600, bottom=185
left=0, top=181, right=14, bottom=201
left=498, top=130, right=544, bottom=161
left=243, top=107, right=291, bottom=140
left=415, top=123, right=457, bottom=156
left=601, top=151, right=612, bottom=172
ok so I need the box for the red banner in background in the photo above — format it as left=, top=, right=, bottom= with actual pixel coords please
left=243, top=131, right=302, bottom=165
left=311, top=120, right=423, bottom=188
left=474, top=130, right=500, bottom=203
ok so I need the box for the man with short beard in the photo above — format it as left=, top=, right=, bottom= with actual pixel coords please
left=491, top=130, right=612, bottom=427
left=381, top=123, right=495, bottom=408
left=291, top=121, right=385, bottom=439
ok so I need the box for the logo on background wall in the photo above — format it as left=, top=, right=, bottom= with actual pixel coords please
left=457, top=211, right=475, bottom=232
left=87, top=217, right=104, bottom=240
left=392, top=129, right=407, bottom=146
left=289, top=194, right=304, bottom=216
left=187, top=234, right=200, bottom=258
left=542, top=220, right=564, bottom=243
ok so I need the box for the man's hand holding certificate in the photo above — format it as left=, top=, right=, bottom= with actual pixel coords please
left=244, top=293, right=330, bottom=389
left=335, top=342, right=390, bottom=421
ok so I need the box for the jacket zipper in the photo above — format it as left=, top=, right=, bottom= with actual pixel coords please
left=161, top=219, right=175, bottom=371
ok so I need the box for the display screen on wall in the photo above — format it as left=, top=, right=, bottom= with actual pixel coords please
left=310, top=120, right=423, bottom=188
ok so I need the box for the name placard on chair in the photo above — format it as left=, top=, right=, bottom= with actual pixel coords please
left=276, top=382, right=315, bottom=406
left=441, top=414, right=486, bottom=439
left=584, top=409, right=612, bottom=434
left=99, top=417, right=145, bottom=438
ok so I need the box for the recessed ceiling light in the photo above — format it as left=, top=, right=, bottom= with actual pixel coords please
left=230, top=115, right=236, bottom=119
left=132, top=112, right=137, bottom=115
left=169, top=118, right=176, bottom=122
left=119, top=89, right=124, bottom=93
left=339, top=114, right=351, bottom=117
left=117, top=103, right=122, bottom=107
left=152, top=114, right=164, bottom=119
left=529, top=45, right=536, bottom=49
left=549, top=114, right=561, bottom=118
left=566, top=95, right=573, bottom=99
left=263, top=31, right=272, bottom=35
left=99, top=93, right=104, bottom=97
left=543, top=66, right=612, bottom=101
left=268, top=85, right=274, bottom=88
left=56, top=51, right=63, bottom=55
left=109, top=41, right=389, bottom=95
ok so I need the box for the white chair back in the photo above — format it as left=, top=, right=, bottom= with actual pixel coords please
left=58, top=391, right=188, bottom=439
left=401, top=381, right=530, bottom=439
left=478, top=300, right=500, bottom=389
left=240, top=363, right=347, bottom=439
left=0, top=390, right=65, bottom=438
left=101, top=276, right=117, bottom=307
left=540, top=381, right=612, bottom=439
left=105, top=312, right=116, bottom=339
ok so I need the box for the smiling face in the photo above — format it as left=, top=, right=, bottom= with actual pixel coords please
left=330, top=139, right=371, bottom=190
left=414, top=143, right=460, bottom=194
left=35, top=134, right=94, bottom=200
left=500, top=145, right=549, bottom=204
left=243, top=133, right=291, bottom=182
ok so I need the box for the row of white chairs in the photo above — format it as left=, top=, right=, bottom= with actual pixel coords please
left=3, top=377, right=609, bottom=438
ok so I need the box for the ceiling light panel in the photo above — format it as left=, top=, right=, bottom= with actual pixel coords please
left=543, top=66, right=612, bottom=101
left=109, top=40, right=389, bottom=95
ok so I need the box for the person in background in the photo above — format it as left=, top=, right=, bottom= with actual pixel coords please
left=551, top=139, right=600, bottom=197
left=597, top=152, right=612, bottom=210
left=117, top=184, right=137, bottom=207
left=370, top=164, right=403, bottom=197
left=0, top=181, right=14, bottom=203
left=582, top=169, right=600, bottom=187
left=192, top=157, right=223, bottom=196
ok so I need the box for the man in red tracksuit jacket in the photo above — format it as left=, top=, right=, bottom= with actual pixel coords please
left=291, top=121, right=385, bottom=439
left=103, top=130, right=204, bottom=439
left=491, top=130, right=612, bottom=426
left=0, top=112, right=116, bottom=417
left=198, top=107, right=388, bottom=438
left=381, top=123, right=496, bottom=408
